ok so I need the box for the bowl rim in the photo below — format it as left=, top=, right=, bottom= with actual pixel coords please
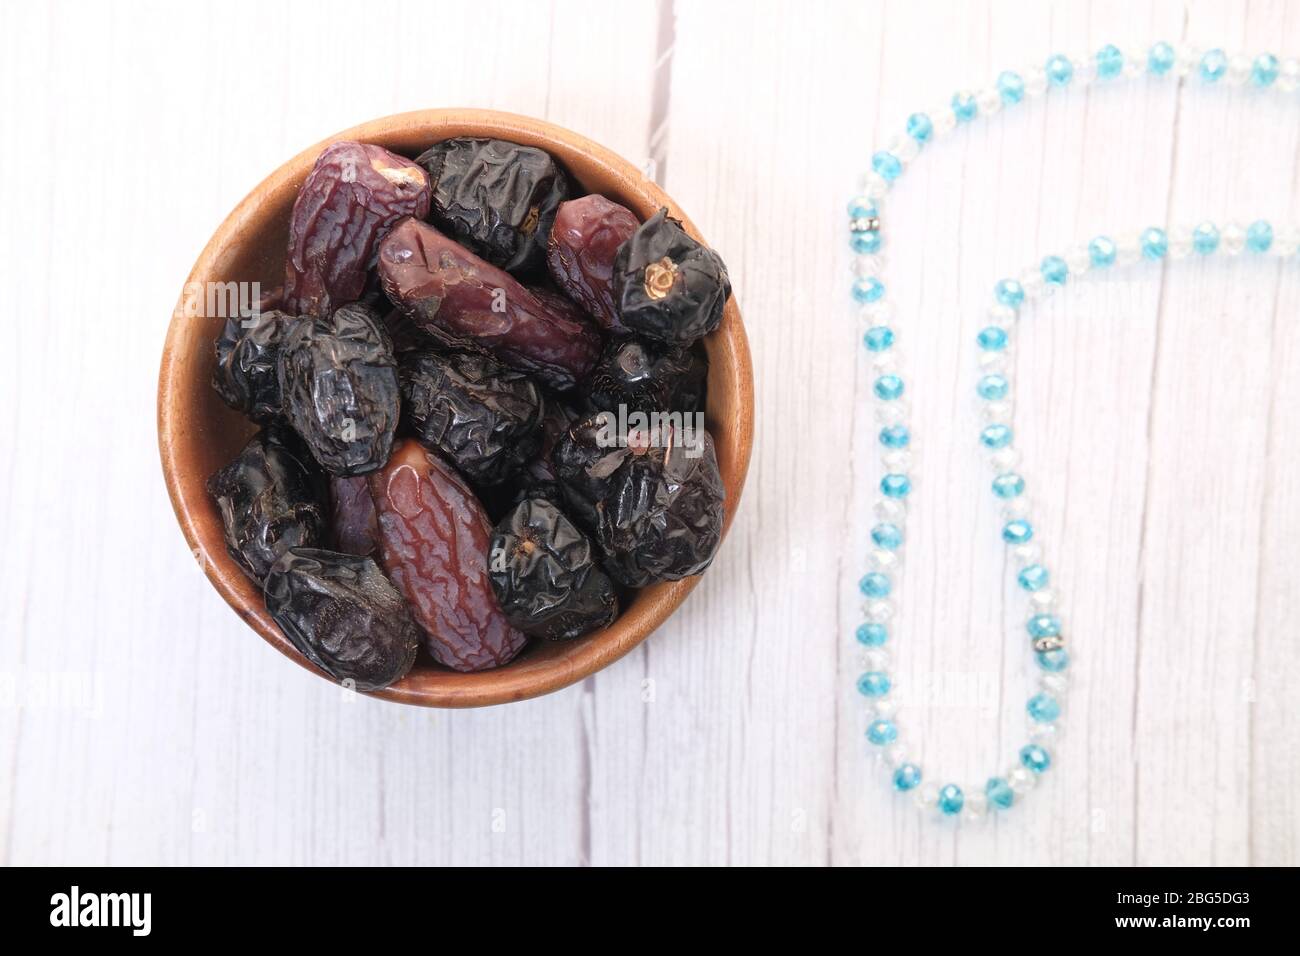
left=157, top=108, right=753, bottom=707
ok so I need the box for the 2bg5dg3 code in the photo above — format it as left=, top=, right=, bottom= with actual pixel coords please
left=1120, top=892, right=1250, bottom=906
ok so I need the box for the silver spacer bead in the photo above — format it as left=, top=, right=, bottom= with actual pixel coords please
left=851, top=216, right=881, bottom=233
left=1033, top=635, right=1066, bottom=653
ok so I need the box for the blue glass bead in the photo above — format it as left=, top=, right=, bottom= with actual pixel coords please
left=857, top=671, right=891, bottom=697
left=859, top=572, right=892, bottom=599
left=951, top=91, right=978, bottom=122
left=1089, top=236, right=1117, bottom=268
left=1027, top=614, right=1061, bottom=638
left=863, top=326, right=895, bottom=351
left=906, top=112, right=933, bottom=143
left=980, top=424, right=1013, bottom=449
left=1141, top=227, right=1168, bottom=259
left=1192, top=221, right=1220, bottom=255
left=1018, top=563, right=1049, bottom=591
left=866, top=718, right=897, bottom=746
left=995, top=278, right=1025, bottom=308
left=1020, top=744, right=1052, bottom=773
left=873, top=374, right=904, bottom=401
left=1045, top=54, right=1074, bottom=86
left=1148, top=42, right=1176, bottom=75
left=986, top=777, right=1015, bottom=810
left=1002, top=520, right=1033, bottom=545
left=1199, top=48, right=1228, bottom=83
left=1247, top=220, right=1274, bottom=253
left=879, top=424, right=910, bottom=449
left=977, top=326, right=1009, bottom=351
left=1252, top=53, right=1280, bottom=87
left=871, top=523, right=904, bottom=551
left=850, top=231, right=882, bottom=254
left=1036, top=647, right=1070, bottom=672
left=977, top=374, right=1010, bottom=401
left=1040, top=255, right=1068, bottom=285
left=880, top=474, right=911, bottom=498
left=992, top=473, right=1025, bottom=499
left=848, top=197, right=877, bottom=219
left=937, top=784, right=964, bottom=815
left=872, top=151, right=903, bottom=182
left=893, top=763, right=923, bottom=792
left=856, top=622, right=888, bottom=647
left=997, top=70, right=1025, bottom=104
left=1027, top=692, right=1061, bottom=723
left=853, top=277, right=885, bottom=304
left=1095, top=44, right=1124, bottom=79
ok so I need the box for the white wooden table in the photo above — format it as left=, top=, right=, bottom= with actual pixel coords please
left=2, top=0, right=1298, bottom=866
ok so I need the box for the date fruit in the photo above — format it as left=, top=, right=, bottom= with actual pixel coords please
left=546, top=195, right=639, bottom=330
left=584, top=335, right=695, bottom=414
left=489, top=498, right=617, bottom=641
left=278, top=301, right=400, bottom=476
left=207, top=423, right=327, bottom=583
left=416, top=137, right=568, bottom=275
left=377, top=217, right=600, bottom=390
left=400, top=350, right=544, bottom=486
left=613, top=208, right=731, bottom=344
left=328, top=475, right=380, bottom=557
left=264, top=548, right=420, bottom=690
left=368, top=439, right=527, bottom=671
left=211, top=311, right=301, bottom=423
left=284, top=141, right=431, bottom=317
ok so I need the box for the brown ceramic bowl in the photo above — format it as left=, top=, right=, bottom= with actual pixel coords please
left=158, top=109, right=753, bottom=707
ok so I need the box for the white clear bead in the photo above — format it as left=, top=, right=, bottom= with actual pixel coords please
left=885, top=742, right=910, bottom=768
left=851, top=254, right=886, bottom=278
left=1029, top=588, right=1057, bottom=611
left=931, top=106, right=957, bottom=136
left=1008, top=766, right=1036, bottom=793
left=874, top=400, right=909, bottom=425
left=978, top=350, right=1010, bottom=373
left=1028, top=722, right=1060, bottom=744
left=1221, top=222, right=1246, bottom=256
left=871, top=350, right=900, bottom=372
left=982, top=400, right=1014, bottom=424
left=1227, top=53, right=1252, bottom=86
left=987, top=303, right=1017, bottom=327
left=1168, top=225, right=1194, bottom=260
left=1123, top=47, right=1146, bottom=78
left=862, top=172, right=890, bottom=200
left=862, top=301, right=896, bottom=325
left=894, top=135, right=920, bottom=163
left=861, top=647, right=891, bottom=671
left=962, top=789, right=989, bottom=821
left=1011, top=542, right=1043, bottom=566
left=977, top=87, right=1002, bottom=115
left=869, top=548, right=900, bottom=572
left=866, top=600, right=895, bottom=623
left=1040, top=673, right=1070, bottom=695
left=874, top=498, right=906, bottom=522
left=1065, top=246, right=1091, bottom=276
left=1272, top=225, right=1299, bottom=256
left=873, top=696, right=900, bottom=719
left=1072, top=57, right=1095, bottom=85
left=1175, top=46, right=1201, bottom=78
left=1116, top=232, right=1142, bottom=265
left=1279, top=58, right=1300, bottom=93
left=1019, top=268, right=1047, bottom=300
left=1024, top=65, right=1048, bottom=96
left=882, top=450, right=912, bottom=471
left=989, top=447, right=1021, bottom=471
left=1001, top=497, right=1032, bottom=520
left=916, top=783, right=940, bottom=809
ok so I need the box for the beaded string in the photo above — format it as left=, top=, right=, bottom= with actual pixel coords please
left=848, top=43, right=1298, bottom=822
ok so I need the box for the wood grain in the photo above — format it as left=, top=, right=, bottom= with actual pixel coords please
left=1, top=0, right=1297, bottom=865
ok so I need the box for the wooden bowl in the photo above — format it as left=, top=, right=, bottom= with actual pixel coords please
left=157, top=109, right=754, bottom=707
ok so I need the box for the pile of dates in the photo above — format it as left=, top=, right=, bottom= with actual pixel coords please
left=207, top=137, right=731, bottom=689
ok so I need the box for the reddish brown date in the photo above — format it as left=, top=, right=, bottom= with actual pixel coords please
left=284, top=141, right=431, bottom=317
left=328, top=475, right=380, bottom=558
left=546, top=195, right=639, bottom=331
left=367, top=439, right=527, bottom=671
left=377, top=217, right=601, bottom=390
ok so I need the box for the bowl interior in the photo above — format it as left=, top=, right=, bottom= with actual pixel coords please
left=158, top=109, right=752, bottom=707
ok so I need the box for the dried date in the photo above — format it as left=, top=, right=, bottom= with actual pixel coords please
left=584, top=335, right=695, bottom=414
left=489, top=498, right=617, bottom=641
left=211, top=310, right=301, bottom=423
left=278, top=301, right=400, bottom=476
left=368, top=439, right=528, bottom=671
left=264, top=548, right=420, bottom=690
left=613, top=208, right=730, bottom=344
left=206, top=423, right=327, bottom=582
left=546, top=195, right=639, bottom=330
left=416, top=137, right=568, bottom=275
left=400, top=350, right=544, bottom=486
left=377, top=217, right=601, bottom=390
left=328, top=475, right=380, bottom=557
left=284, top=141, right=431, bottom=317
